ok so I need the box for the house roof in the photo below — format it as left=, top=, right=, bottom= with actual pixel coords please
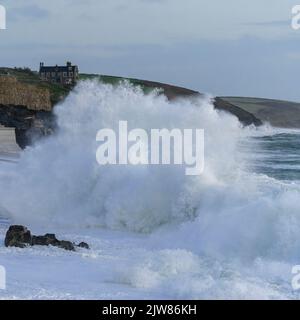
left=40, top=65, right=78, bottom=72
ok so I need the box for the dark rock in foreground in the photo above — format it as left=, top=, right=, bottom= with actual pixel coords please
left=4, top=225, right=32, bottom=248
left=31, top=233, right=75, bottom=251
left=4, top=225, right=89, bottom=251
left=77, top=242, right=90, bottom=249
left=0, top=104, right=56, bottom=149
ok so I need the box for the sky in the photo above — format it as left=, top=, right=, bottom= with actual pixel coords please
left=0, top=0, right=300, bottom=101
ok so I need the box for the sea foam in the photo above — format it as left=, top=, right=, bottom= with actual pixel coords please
left=2, top=80, right=300, bottom=264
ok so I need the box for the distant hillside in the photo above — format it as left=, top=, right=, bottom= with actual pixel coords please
left=220, top=97, right=300, bottom=128
left=79, top=74, right=200, bottom=100
left=80, top=74, right=300, bottom=128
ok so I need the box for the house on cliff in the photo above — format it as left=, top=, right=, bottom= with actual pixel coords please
left=39, top=62, right=78, bottom=85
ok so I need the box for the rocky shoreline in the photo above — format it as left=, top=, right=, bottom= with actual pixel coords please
left=0, top=104, right=55, bottom=149
left=5, top=225, right=89, bottom=251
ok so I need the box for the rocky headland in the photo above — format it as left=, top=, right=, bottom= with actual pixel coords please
left=0, top=67, right=299, bottom=150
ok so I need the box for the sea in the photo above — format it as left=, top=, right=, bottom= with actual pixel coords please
left=0, top=80, right=299, bottom=299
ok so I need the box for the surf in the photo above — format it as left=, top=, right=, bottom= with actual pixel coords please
left=1, top=80, right=300, bottom=299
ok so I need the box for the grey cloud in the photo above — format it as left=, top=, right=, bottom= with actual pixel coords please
left=244, top=20, right=290, bottom=27
left=10, top=5, right=49, bottom=21
left=2, top=36, right=300, bottom=101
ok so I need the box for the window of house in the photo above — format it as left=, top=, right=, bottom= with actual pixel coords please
left=52, top=72, right=56, bottom=77
left=63, top=72, right=67, bottom=77
left=46, top=72, right=50, bottom=77
left=69, top=72, right=73, bottom=77
left=41, top=72, right=45, bottom=77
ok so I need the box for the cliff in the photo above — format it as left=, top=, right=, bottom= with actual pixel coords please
left=0, top=104, right=55, bottom=149
left=0, top=68, right=68, bottom=148
left=220, top=97, right=300, bottom=128
left=0, top=76, right=51, bottom=111
left=214, top=97, right=262, bottom=126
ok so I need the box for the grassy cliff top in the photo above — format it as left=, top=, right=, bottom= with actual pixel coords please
left=0, top=68, right=199, bottom=105
left=80, top=73, right=200, bottom=99
left=0, top=67, right=70, bottom=106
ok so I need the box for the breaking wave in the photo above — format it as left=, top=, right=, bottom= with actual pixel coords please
left=1, top=80, right=300, bottom=265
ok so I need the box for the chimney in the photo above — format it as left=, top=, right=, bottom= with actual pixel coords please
left=66, top=61, right=72, bottom=67
left=40, top=62, right=44, bottom=68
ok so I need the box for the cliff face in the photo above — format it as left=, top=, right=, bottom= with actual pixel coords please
left=220, top=97, right=300, bottom=128
left=213, top=97, right=262, bottom=126
left=0, top=76, right=52, bottom=111
left=0, top=104, right=55, bottom=149
left=0, top=76, right=54, bottom=148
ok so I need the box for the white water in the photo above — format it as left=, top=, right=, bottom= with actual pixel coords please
left=0, top=80, right=300, bottom=299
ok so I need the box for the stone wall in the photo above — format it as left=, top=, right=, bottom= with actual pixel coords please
left=0, top=76, right=51, bottom=111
